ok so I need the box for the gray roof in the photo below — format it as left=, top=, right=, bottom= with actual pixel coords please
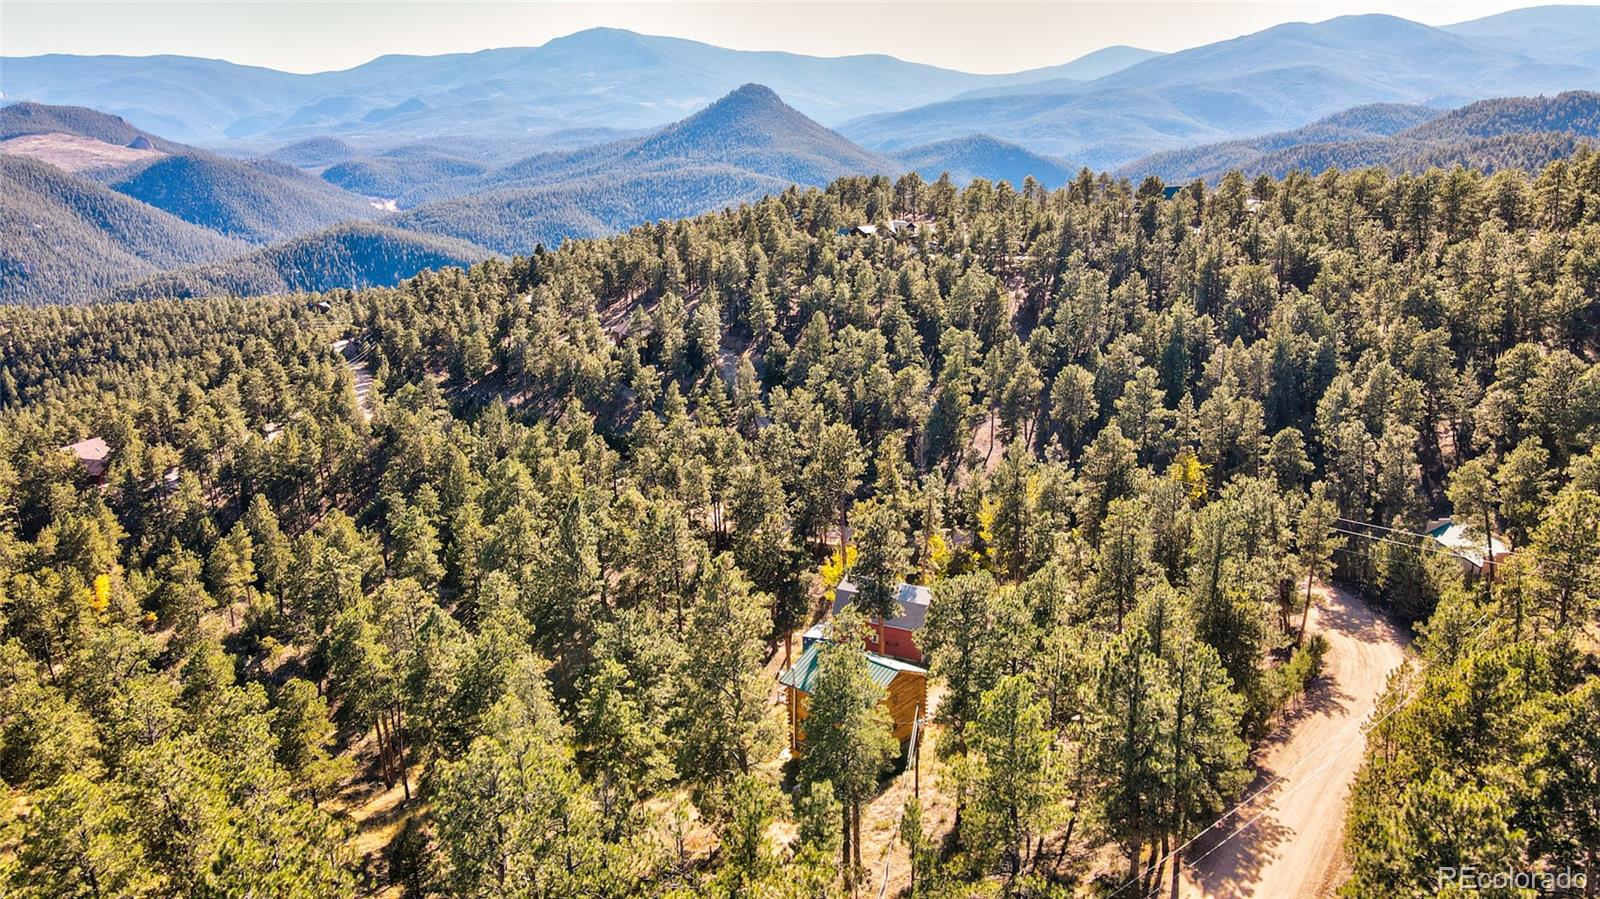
left=833, top=578, right=930, bottom=631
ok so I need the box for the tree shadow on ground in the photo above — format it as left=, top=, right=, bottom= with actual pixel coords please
left=1181, top=785, right=1296, bottom=899
left=1257, top=673, right=1353, bottom=750
left=1317, top=585, right=1410, bottom=645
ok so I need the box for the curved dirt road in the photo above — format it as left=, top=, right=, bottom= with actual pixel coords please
left=1180, top=583, right=1408, bottom=899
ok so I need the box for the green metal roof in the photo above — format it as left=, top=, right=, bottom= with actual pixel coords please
left=778, top=642, right=927, bottom=694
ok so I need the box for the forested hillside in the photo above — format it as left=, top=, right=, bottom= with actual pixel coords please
left=108, top=222, right=494, bottom=301
left=0, top=154, right=249, bottom=304
left=391, top=165, right=796, bottom=255
left=319, top=154, right=491, bottom=200
left=1121, top=102, right=1443, bottom=182
left=616, top=84, right=895, bottom=185
left=108, top=153, right=380, bottom=243
left=892, top=135, right=1074, bottom=189
left=0, top=152, right=1597, bottom=897
left=0, top=101, right=188, bottom=153
left=8, top=86, right=1600, bottom=305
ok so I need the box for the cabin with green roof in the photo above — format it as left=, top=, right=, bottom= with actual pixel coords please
left=778, top=642, right=928, bottom=753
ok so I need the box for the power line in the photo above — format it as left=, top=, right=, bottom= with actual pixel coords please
left=1333, top=530, right=1600, bottom=595
left=1104, top=587, right=1508, bottom=899
left=1106, top=514, right=1595, bottom=897
left=1330, top=527, right=1466, bottom=560
left=1335, top=516, right=1438, bottom=540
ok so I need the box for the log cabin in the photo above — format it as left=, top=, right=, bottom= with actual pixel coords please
left=779, top=641, right=927, bottom=755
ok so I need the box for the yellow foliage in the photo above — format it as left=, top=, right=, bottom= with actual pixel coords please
left=977, top=496, right=996, bottom=547
left=923, top=532, right=951, bottom=581
left=91, top=573, right=112, bottom=612
left=819, top=543, right=857, bottom=589
left=1170, top=451, right=1209, bottom=504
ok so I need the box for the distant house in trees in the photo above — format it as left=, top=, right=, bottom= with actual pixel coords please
left=779, top=642, right=927, bottom=753
left=888, top=218, right=935, bottom=236
left=307, top=300, right=333, bottom=313
left=831, top=577, right=930, bottom=664
left=61, top=437, right=111, bottom=484
left=1426, top=518, right=1512, bottom=576
left=837, top=224, right=878, bottom=237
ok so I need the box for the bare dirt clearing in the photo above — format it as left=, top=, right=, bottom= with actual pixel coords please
left=0, top=133, right=165, bottom=172
left=1181, top=583, right=1408, bottom=899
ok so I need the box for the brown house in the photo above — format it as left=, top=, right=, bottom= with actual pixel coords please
left=779, top=642, right=927, bottom=753
left=61, top=437, right=111, bottom=485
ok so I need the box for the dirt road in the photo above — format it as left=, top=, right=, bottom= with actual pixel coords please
left=335, top=339, right=375, bottom=421
left=1180, top=583, right=1408, bottom=899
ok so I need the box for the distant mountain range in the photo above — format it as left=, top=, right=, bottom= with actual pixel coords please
left=2, top=6, right=1598, bottom=305
left=0, top=85, right=898, bottom=301
left=839, top=7, right=1600, bottom=166
left=1124, top=91, right=1600, bottom=181
left=0, top=29, right=1160, bottom=147
left=6, top=6, right=1594, bottom=164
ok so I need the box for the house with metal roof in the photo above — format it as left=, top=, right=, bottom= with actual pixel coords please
left=832, top=577, right=931, bottom=663
left=1426, top=518, right=1512, bottom=576
left=778, top=641, right=927, bottom=753
left=837, top=224, right=878, bottom=237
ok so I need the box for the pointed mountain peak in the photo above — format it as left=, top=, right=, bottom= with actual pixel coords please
left=690, top=84, right=793, bottom=122
left=625, top=83, right=893, bottom=184
left=647, top=84, right=815, bottom=147
left=720, top=83, right=785, bottom=105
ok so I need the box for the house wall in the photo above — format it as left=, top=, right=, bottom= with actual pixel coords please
left=863, top=625, right=924, bottom=664
left=790, top=685, right=809, bottom=750
left=788, top=672, right=928, bottom=750
left=883, top=671, right=927, bottom=745
left=788, top=684, right=802, bottom=751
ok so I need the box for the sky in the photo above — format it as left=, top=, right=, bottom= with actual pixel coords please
left=0, top=0, right=1583, bottom=74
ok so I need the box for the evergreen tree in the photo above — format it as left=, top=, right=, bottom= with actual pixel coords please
left=676, top=554, right=774, bottom=812
left=797, top=615, right=898, bottom=889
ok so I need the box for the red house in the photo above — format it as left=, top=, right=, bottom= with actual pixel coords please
left=831, top=577, right=930, bottom=664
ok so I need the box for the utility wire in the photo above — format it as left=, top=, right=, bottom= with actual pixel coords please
left=1107, top=515, right=1593, bottom=898
left=1334, top=525, right=1600, bottom=593
left=1103, top=571, right=1509, bottom=899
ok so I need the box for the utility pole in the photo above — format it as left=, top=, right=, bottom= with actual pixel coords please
left=910, top=704, right=923, bottom=798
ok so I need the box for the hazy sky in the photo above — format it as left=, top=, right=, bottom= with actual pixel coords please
left=1, top=1, right=1581, bottom=74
